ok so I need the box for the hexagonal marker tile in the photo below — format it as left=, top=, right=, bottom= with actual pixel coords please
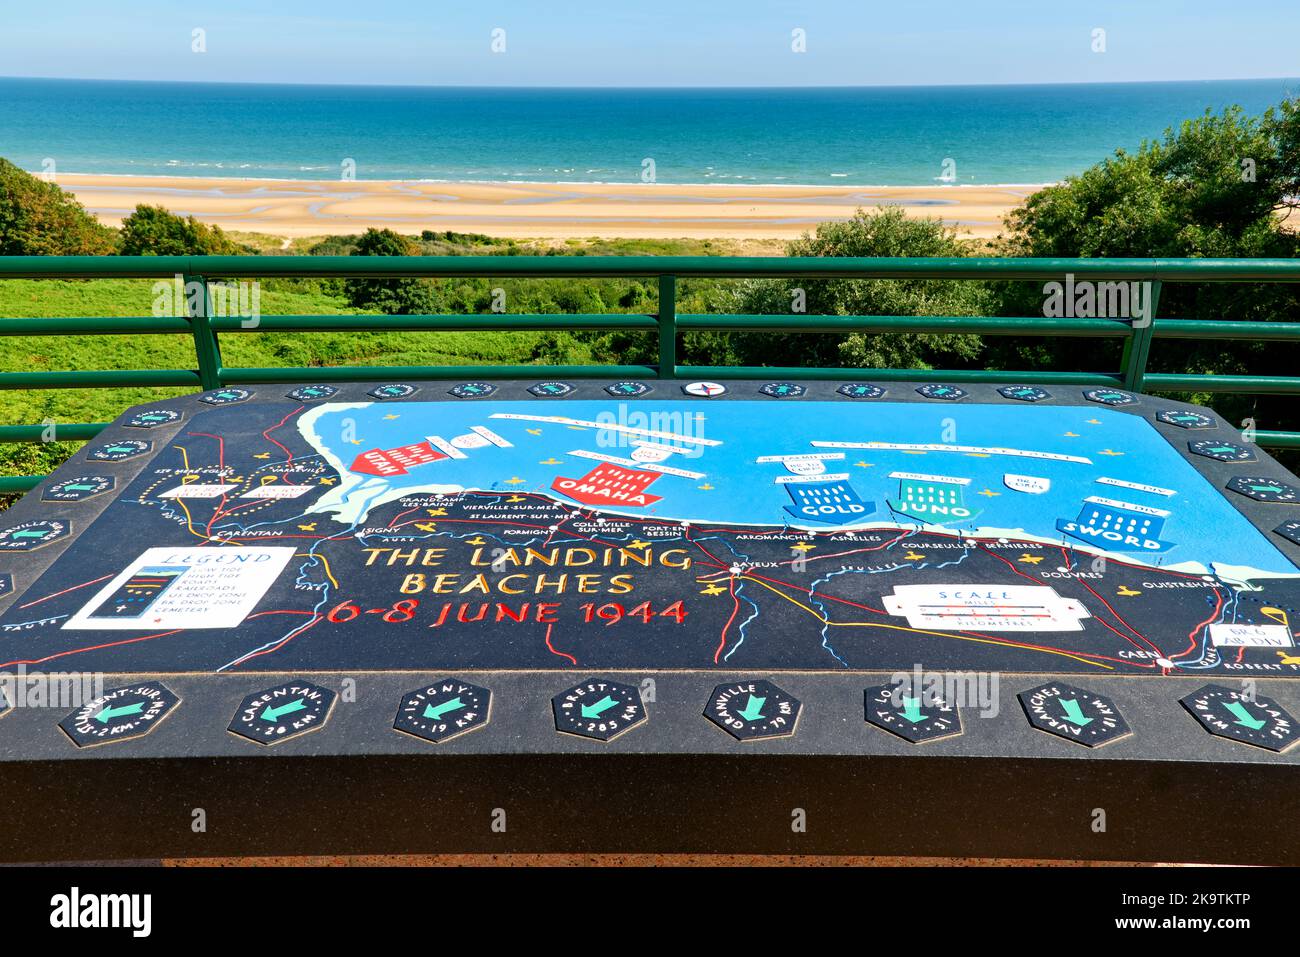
left=228, top=680, right=337, bottom=746
left=605, top=381, right=651, bottom=397
left=446, top=382, right=494, bottom=399
left=394, top=679, right=491, bottom=744
left=836, top=383, right=885, bottom=399
left=705, top=679, right=801, bottom=741
left=59, top=682, right=180, bottom=748
left=1017, top=682, right=1132, bottom=748
left=1156, top=409, right=1215, bottom=430
left=1180, top=684, right=1300, bottom=753
left=863, top=682, right=962, bottom=744
left=369, top=383, right=419, bottom=400
left=759, top=382, right=806, bottom=398
left=1188, top=439, right=1255, bottom=463
left=682, top=381, right=726, bottom=398
left=0, top=519, right=71, bottom=552
left=287, top=385, right=338, bottom=401
left=1083, top=388, right=1137, bottom=407
left=528, top=381, right=575, bottom=398
left=42, top=475, right=115, bottom=503
left=551, top=677, right=646, bottom=742
left=1275, top=519, right=1300, bottom=547
left=998, top=385, right=1052, bottom=402
left=199, top=388, right=253, bottom=405
left=86, top=439, right=151, bottom=462
left=916, top=384, right=966, bottom=401
left=125, top=408, right=182, bottom=429
left=1226, top=476, right=1300, bottom=503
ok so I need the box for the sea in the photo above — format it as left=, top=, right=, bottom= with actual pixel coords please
left=1, top=76, right=1296, bottom=186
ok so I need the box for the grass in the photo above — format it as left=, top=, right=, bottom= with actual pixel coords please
left=0, top=235, right=779, bottom=493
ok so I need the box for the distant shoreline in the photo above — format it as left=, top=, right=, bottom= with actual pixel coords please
left=52, top=173, right=1037, bottom=241
left=33, top=169, right=1057, bottom=191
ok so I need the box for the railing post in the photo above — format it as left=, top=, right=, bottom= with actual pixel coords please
left=183, top=273, right=224, bottom=390
left=657, top=274, right=677, bottom=379
left=1120, top=279, right=1161, bottom=392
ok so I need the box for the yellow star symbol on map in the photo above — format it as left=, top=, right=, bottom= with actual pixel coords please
left=1018, top=554, right=1045, bottom=564
left=903, top=551, right=926, bottom=561
left=384, top=414, right=400, bottom=420
left=506, top=495, right=525, bottom=503
left=1086, top=418, right=1102, bottom=425
left=297, top=522, right=317, bottom=532
left=426, top=508, right=447, bottom=517
left=627, top=540, right=651, bottom=550
left=253, top=452, right=271, bottom=460
left=1099, top=449, right=1124, bottom=456
left=414, top=522, right=438, bottom=532
left=1063, top=431, right=1079, bottom=437
left=319, top=477, right=336, bottom=485
left=526, top=428, right=542, bottom=435
left=698, top=483, right=714, bottom=490
left=854, top=461, right=873, bottom=468
left=1116, top=585, right=1141, bottom=597
left=504, top=477, right=527, bottom=485
left=540, top=457, right=562, bottom=465
left=699, top=583, right=727, bottom=596
left=791, top=542, right=816, bottom=552
left=466, top=536, right=486, bottom=545
left=978, top=488, right=1001, bottom=497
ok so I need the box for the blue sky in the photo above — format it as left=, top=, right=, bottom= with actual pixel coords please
left=3, top=0, right=1298, bottom=87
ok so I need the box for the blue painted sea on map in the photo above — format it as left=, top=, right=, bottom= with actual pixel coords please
left=294, top=400, right=1297, bottom=581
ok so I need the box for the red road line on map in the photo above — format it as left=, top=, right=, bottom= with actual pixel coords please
left=1175, top=588, right=1225, bottom=660
left=544, top=622, right=577, bottom=665
left=979, top=542, right=1160, bottom=658
left=184, top=431, right=230, bottom=536
left=0, top=630, right=182, bottom=670
left=17, top=574, right=113, bottom=609
left=263, top=405, right=304, bottom=464
left=741, top=568, right=1148, bottom=666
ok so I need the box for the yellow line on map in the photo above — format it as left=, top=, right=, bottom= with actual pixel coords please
left=740, top=575, right=1112, bottom=670
left=296, top=552, right=340, bottom=589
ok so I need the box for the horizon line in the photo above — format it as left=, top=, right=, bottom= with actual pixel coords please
left=3, top=74, right=1299, bottom=93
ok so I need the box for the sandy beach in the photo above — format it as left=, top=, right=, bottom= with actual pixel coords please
left=54, top=173, right=1038, bottom=242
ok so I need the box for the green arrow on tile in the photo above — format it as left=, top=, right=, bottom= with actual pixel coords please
left=260, top=698, right=307, bottom=722
left=899, top=696, right=926, bottom=724
left=65, top=484, right=97, bottom=491
left=12, top=529, right=47, bottom=538
left=737, top=694, right=766, bottom=722
left=1224, top=701, right=1266, bottom=730
left=581, top=695, right=618, bottom=719
left=1059, top=698, right=1093, bottom=726
left=1249, top=483, right=1284, bottom=494
left=95, top=701, right=144, bottom=724
left=424, top=697, right=464, bottom=720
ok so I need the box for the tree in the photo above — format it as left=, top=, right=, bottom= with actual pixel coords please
left=993, top=98, right=1300, bottom=439
left=118, top=204, right=245, bottom=256
left=0, top=157, right=117, bottom=255
left=342, top=228, right=442, bottom=314
left=711, top=207, right=993, bottom=370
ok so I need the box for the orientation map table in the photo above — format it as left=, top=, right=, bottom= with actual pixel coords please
left=2, top=378, right=1300, bottom=863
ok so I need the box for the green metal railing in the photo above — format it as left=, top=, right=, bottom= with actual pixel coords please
left=2, top=254, right=1299, bottom=494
